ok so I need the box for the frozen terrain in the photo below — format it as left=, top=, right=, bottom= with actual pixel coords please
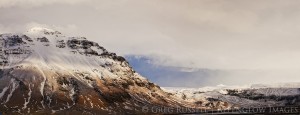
left=163, top=83, right=300, bottom=110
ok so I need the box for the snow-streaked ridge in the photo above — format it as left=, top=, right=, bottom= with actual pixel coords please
left=0, top=27, right=179, bottom=114
left=163, top=82, right=300, bottom=109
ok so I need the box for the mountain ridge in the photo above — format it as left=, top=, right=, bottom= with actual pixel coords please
left=0, top=27, right=185, bottom=114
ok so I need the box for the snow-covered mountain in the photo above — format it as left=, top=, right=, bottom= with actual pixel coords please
left=1, top=27, right=299, bottom=114
left=0, top=27, right=185, bottom=114
left=163, top=83, right=300, bottom=110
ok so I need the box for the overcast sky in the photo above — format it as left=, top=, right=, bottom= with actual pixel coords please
left=1, top=0, right=300, bottom=86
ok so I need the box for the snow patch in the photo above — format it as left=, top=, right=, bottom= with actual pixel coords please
left=22, top=84, right=32, bottom=110
left=5, top=78, right=19, bottom=103
left=0, top=86, right=9, bottom=99
left=37, top=68, right=46, bottom=108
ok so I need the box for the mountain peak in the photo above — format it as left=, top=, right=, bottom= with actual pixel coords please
left=26, top=27, right=62, bottom=35
left=28, top=27, right=54, bottom=32
left=0, top=30, right=179, bottom=114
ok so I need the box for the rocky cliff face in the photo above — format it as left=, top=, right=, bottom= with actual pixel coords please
left=0, top=27, right=183, bottom=114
